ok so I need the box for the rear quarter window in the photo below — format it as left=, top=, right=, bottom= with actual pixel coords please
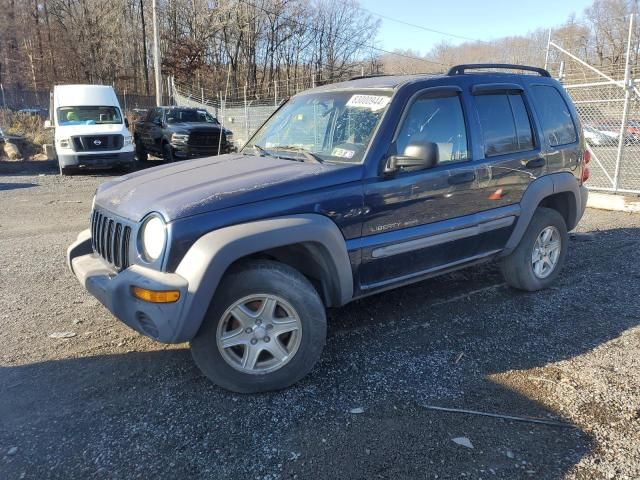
left=531, top=85, right=577, bottom=146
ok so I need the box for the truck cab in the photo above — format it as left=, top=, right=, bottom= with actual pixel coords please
left=46, top=85, right=135, bottom=175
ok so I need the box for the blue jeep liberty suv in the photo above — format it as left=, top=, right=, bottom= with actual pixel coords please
left=68, top=64, right=589, bottom=393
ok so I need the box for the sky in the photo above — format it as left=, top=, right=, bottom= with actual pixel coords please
left=358, top=0, right=594, bottom=54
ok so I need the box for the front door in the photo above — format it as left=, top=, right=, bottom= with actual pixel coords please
left=360, top=88, right=483, bottom=290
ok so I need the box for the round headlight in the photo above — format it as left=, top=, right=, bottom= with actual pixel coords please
left=139, top=215, right=166, bottom=262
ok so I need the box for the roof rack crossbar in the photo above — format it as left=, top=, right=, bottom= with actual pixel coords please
left=447, top=64, right=551, bottom=78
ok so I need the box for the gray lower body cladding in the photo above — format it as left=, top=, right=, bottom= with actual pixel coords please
left=67, top=214, right=353, bottom=344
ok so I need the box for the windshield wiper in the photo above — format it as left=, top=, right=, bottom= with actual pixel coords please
left=269, top=145, right=323, bottom=164
left=252, top=144, right=273, bottom=157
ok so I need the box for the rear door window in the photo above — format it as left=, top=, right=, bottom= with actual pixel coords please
left=475, top=93, right=535, bottom=157
left=531, top=85, right=577, bottom=146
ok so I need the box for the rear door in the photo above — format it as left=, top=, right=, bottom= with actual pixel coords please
left=469, top=84, right=544, bottom=254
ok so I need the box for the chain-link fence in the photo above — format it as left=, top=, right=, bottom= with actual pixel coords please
left=546, top=15, right=640, bottom=194
left=171, top=73, right=358, bottom=147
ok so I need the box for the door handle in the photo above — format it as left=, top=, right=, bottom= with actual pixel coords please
left=525, top=157, right=546, bottom=169
left=448, top=171, right=476, bottom=185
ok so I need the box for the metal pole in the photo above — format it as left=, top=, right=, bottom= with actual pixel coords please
left=274, top=79, right=278, bottom=107
left=0, top=83, right=5, bottom=109
left=201, top=87, right=204, bottom=105
left=613, top=13, right=634, bottom=192
left=558, top=61, right=565, bottom=83
left=167, top=77, right=171, bottom=105
left=544, top=28, right=552, bottom=71
left=244, top=83, right=249, bottom=145
left=123, top=89, right=127, bottom=111
left=152, top=0, right=162, bottom=107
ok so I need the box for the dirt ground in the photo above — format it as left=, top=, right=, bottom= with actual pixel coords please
left=1, top=162, right=639, bottom=480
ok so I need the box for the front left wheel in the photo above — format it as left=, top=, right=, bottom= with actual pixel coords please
left=162, top=142, right=175, bottom=163
left=190, top=260, right=327, bottom=393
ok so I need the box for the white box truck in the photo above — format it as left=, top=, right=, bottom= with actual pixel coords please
left=45, top=85, right=135, bottom=175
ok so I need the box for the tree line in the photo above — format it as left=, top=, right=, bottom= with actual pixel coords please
left=381, top=0, right=640, bottom=81
left=0, top=0, right=380, bottom=101
left=0, top=0, right=638, bottom=105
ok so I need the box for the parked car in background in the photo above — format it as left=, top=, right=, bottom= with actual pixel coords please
left=625, top=119, right=640, bottom=139
left=18, top=107, right=48, bottom=119
left=68, top=64, right=589, bottom=393
left=583, top=124, right=617, bottom=146
left=134, top=106, right=235, bottom=162
left=45, top=85, right=135, bottom=175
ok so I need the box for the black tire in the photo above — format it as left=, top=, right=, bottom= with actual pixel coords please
left=500, top=207, right=568, bottom=291
left=59, top=164, right=75, bottom=176
left=135, top=137, right=148, bottom=162
left=162, top=142, right=174, bottom=163
left=191, top=260, right=327, bottom=393
left=118, top=161, right=136, bottom=173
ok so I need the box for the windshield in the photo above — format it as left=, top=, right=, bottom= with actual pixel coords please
left=57, top=106, right=122, bottom=125
left=166, top=109, right=218, bottom=124
left=243, top=90, right=393, bottom=164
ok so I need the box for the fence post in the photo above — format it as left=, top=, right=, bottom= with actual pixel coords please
left=544, top=28, right=552, bottom=70
left=613, top=13, right=634, bottom=193
left=274, top=79, right=278, bottom=107
left=244, top=83, right=249, bottom=145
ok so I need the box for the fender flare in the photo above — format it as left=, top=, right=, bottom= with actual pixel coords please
left=502, top=173, right=585, bottom=256
left=173, top=214, right=353, bottom=342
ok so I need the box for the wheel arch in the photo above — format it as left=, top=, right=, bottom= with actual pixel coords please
left=502, top=173, right=585, bottom=256
left=173, top=214, right=353, bottom=342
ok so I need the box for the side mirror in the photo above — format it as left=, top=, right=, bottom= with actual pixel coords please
left=44, top=120, right=52, bottom=129
left=385, top=142, right=439, bottom=173
left=124, top=117, right=129, bottom=128
left=153, top=118, right=162, bottom=126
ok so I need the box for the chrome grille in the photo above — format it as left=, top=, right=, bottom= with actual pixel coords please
left=91, top=209, right=132, bottom=271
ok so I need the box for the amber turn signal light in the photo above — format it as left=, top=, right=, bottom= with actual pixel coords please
left=131, top=286, right=180, bottom=303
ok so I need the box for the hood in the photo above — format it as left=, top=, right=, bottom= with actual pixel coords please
left=96, top=154, right=362, bottom=222
left=169, top=122, right=227, bottom=133
left=55, top=123, right=129, bottom=136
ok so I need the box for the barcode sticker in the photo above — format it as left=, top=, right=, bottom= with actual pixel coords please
left=346, top=94, right=390, bottom=111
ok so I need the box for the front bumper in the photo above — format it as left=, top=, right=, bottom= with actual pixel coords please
left=58, top=151, right=135, bottom=168
left=171, top=143, right=237, bottom=158
left=67, top=229, right=190, bottom=343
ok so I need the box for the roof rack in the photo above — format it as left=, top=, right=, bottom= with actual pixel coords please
left=447, top=64, right=551, bottom=78
left=348, top=74, right=393, bottom=81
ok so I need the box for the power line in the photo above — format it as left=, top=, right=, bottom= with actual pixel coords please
left=356, top=6, right=483, bottom=43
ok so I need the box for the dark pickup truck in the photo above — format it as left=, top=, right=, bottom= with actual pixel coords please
left=69, top=64, right=589, bottom=393
left=134, top=106, right=236, bottom=162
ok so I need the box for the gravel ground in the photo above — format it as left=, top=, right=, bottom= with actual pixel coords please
left=1, top=162, right=639, bottom=480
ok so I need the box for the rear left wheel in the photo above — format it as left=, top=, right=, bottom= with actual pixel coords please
left=500, top=207, right=568, bottom=291
left=190, top=260, right=327, bottom=393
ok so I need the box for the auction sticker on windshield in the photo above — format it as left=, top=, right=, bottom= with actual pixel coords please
left=346, top=94, right=390, bottom=111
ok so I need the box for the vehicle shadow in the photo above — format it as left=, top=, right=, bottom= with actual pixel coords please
left=1, top=227, right=638, bottom=479
left=0, top=182, right=38, bottom=191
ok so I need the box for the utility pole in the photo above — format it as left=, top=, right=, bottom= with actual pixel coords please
left=152, top=0, right=162, bottom=106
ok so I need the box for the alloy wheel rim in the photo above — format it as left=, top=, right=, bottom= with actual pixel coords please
left=531, top=226, right=561, bottom=279
left=216, top=294, right=302, bottom=374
